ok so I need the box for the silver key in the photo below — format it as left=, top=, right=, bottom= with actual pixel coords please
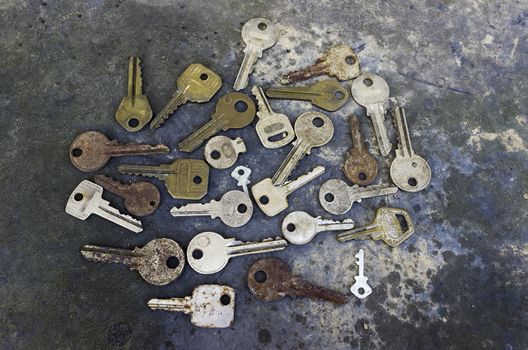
left=234, top=18, right=279, bottom=91
left=390, top=106, right=432, bottom=192
left=319, top=179, right=398, bottom=215
left=272, top=111, right=334, bottom=185
left=187, top=231, right=287, bottom=274
left=65, top=180, right=142, bottom=233
left=351, top=72, right=392, bottom=156
left=281, top=211, right=355, bottom=245
left=231, top=166, right=251, bottom=195
left=204, top=136, right=246, bottom=169
left=148, top=284, right=235, bottom=328
left=350, top=249, right=372, bottom=299
left=170, top=190, right=253, bottom=227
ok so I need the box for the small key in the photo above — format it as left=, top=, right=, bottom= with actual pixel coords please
left=319, top=179, right=398, bottom=215
left=272, top=112, right=333, bottom=185
left=281, top=211, right=355, bottom=245
left=170, top=190, right=253, bottom=227
left=81, top=238, right=185, bottom=285
left=336, top=207, right=415, bottom=247
left=178, top=92, right=256, bottom=152
left=343, top=114, right=378, bottom=185
left=350, top=249, right=372, bottom=299
left=230, top=166, right=251, bottom=195
left=187, top=232, right=288, bottom=274
left=69, top=131, right=169, bottom=172
left=204, top=136, right=246, bottom=169
left=252, top=166, right=325, bottom=217
left=148, top=285, right=235, bottom=328
left=233, top=18, right=279, bottom=91
left=115, top=57, right=153, bottom=132
left=251, top=85, right=294, bottom=148
left=266, top=79, right=349, bottom=112
left=247, top=257, right=348, bottom=304
left=150, top=63, right=222, bottom=129
left=280, top=44, right=360, bottom=84
left=390, top=106, right=432, bottom=192
left=65, top=180, right=142, bottom=232
left=351, top=72, right=392, bottom=156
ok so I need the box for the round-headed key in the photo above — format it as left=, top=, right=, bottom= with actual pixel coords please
left=204, top=136, right=247, bottom=169
left=343, top=115, right=378, bottom=185
left=281, top=211, right=354, bottom=245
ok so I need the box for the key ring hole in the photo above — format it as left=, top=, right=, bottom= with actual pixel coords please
left=237, top=203, right=248, bottom=213
left=324, top=193, right=335, bottom=202
left=210, top=150, right=221, bottom=160
left=395, top=214, right=409, bottom=232
left=358, top=172, right=367, bottom=181
left=312, top=117, right=324, bottom=127
left=149, top=201, right=156, bottom=206
left=71, top=148, right=83, bottom=157
left=74, top=193, right=84, bottom=201
left=238, top=169, right=245, bottom=175
left=258, top=22, right=268, bottom=31
left=362, top=78, right=373, bottom=87
left=254, top=270, right=268, bottom=283
left=193, top=176, right=202, bottom=184
left=259, top=196, right=269, bottom=205
left=200, top=73, right=208, bottom=80
left=192, top=249, right=203, bottom=260
left=286, top=223, right=296, bottom=232
left=412, top=162, right=417, bottom=167
left=408, top=177, right=417, bottom=187
left=128, top=118, right=140, bottom=128
left=357, top=287, right=365, bottom=295
left=334, top=91, right=345, bottom=100
left=220, top=294, right=231, bottom=305
left=234, top=100, right=248, bottom=112
left=166, top=256, right=180, bottom=269
left=345, top=55, right=356, bottom=65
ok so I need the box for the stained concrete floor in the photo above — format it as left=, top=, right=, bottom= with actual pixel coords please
left=1, top=0, right=527, bottom=349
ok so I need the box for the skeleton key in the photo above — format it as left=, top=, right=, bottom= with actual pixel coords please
left=281, top=44, right=360, bottom=84
left=390, top=106, right=432, bottom=192
left=343, top=114, right=378, bottom=185
left=272, top=112, right=333, bottom=185
left=178, top=92, right=256, bottom=152
left=247, top=257, right=348, bottom=304
left=230, top=166, right=251, bottom=195
left=150, top=63, right=222, bottom=129
left=281, top=211, right=355, bottom=245
left=148, top=285, right=235, bottom=328
left=81, top=238, right=185, bottom=285
left=187, top=232, right=288, bottom=274
left=69, top=131, right=169, bottom=172
left=65, top=180, right=142, bottom=232
left=204, top=136, right=246, bottom=169
left=170, top=190, right=253, bottom=227
left=350, top=249, right=372, bottom=299
left=233, top=18, right=279, bottom=91
left=336, top=207, right=415, bottom=247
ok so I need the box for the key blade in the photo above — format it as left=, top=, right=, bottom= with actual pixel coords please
left=170, top=201, right=217, bottom=218
left=81, top=245, right=143, bottom=267
left=226, top=237, right=288, bottom=257
left=252, top=85, right=274, bottom=115
left=150, top=88, right=189, bottom=130
left=234, top=46, right=259, bottom=91
left=291, top=277, right=348, bottom=304
left=147, top=297, right=193, bottom=314
left=367, top=105, right=392, bottom=156
left=393, top=106, right=414, bottom=158
left=179, top=116, right=229, bottom=153
left=348, top=184, right=398, bottom=203
left=280, top=61, right=329, bottom=84
left=118, top=164, right=172, bottom=180
left=104, top=141, right=170, bottom=156
left=93, top=200, right=143, bottom=233
left=272, top=140, right=311, bottom=185
left=283, top=165, right=325, bottom=195
left=336, top=222, right=380, bottom=242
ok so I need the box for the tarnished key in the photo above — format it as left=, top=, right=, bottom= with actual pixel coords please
left=178, top=92, right=256, bottom=153
left=251, top=86, right=294, bottom=148
left=247, top=257, right=348, bottom=304
left=187, top=232, right=287, bottom=274
left=281, top=211, right=355, bottom=245
left=69, top=131, right=169, bottom=172
left=351, top=72, right=392, bottom=156
left=336, top=207, right=415, bottom=247
left=280, top=44, right=360, bottom=84
left=204, top=136, right=246, bottom=169
left=170, top=190, right=253, bottom=227
left=81, top=238, right=185, bottom=285
left=233, top=18, right=279, bottom=91
left=319, top=179, right=398, bottom=215
left=94, top=175, right=160, bottom=216
left=265, top=79, right=349, bottom=112
left=65, top=180, right=142, bottom=233
left=390, top=106, right=432, bottom=192
left=252, top=166, right=325, bottom=217
left=230, top=165, right=251, bottom=195
left=350, top=249, right=372, bottom=299
left=115, top=57, right=153, bottom=132
left=343, top=115, right=378, bottom=186
left=148, top=285, right=235, bottom=328
left=150, top=63, right=222, bottom=129
left=118, top=159, right=209, bottom=200
left=272, top=112, right=333, bottom=185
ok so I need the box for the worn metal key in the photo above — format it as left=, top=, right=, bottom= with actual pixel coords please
left=350, top=249, right=372, bottom=299
left=204, top=136, right=246, bottom=169
left=281, top=211, right=355, bottom=245
left=343, top=115, right=378, bottom=185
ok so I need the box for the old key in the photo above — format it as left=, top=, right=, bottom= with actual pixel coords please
left=281, top=211, right=355, bottom=245
left=343, top=115, right=378, bottom=185
left=204, top=136, right=246, bottom=169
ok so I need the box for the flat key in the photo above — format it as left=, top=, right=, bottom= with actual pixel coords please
left=69, top=131, right=169, bottom=172
left=65, top=180, right=142, bottom=233
left=187, top=232, right=287, bottom=274
left=150, top=63, right=222, bottom=129
left=247, top=257, right=348, bottom=304
left=350, top=249, right=372, bottom=299
left=272, top=112, right=333, bottom=185
left=178, top=92, right=256, bottom=152
left=204, top=136, right=246, bottom=169
left=233, top=18, right=279, bottom=91
left=230, top=165, right=251, bottom=195
left=281, top=211, right=355, bottom=245
left=81, top=238, right=185, bottom=285
left=343, top=114, right=378, bottom=185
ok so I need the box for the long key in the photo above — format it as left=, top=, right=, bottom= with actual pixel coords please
left=351, top=72, right=392, bottom=156
left=204, top=136, right=246, bottom=169
left=230, top=165, right=251, bottom=195
left=65, top=180, right=142, bottom=232
left=115, top=57, right=153, bottom=132
left=272, top=112, right=333, bottom=185
left=390, top=106, right=432, bottom=192
left=350, top=249, right=372, bottom=299
left=148, top=285, right=235, bottom=328
left=247, top=257, right=348, bottom=304
left=170, top=190, right=253, bottom=227
left=118, top=159, right=209, bottom=200
left=281, top=211, right=355, bottom=245
left=233, top=18, right=279, bottom=91
left=178, top=92, right=256, bottom=152
left=252, top=166, right=325, bottom=217
left=319, top=179, right=398, bottom=215
left=336, top=207, right=415, bottom=247
left=81, top=238, right=185, bottom=285
left=343, top=114, right=378, bottom=185
left=69, top=131, right=169, bottom=172
left=150, top=63, right=222, bottom=129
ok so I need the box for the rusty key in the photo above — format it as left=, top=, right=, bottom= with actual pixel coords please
left=343, top=115, right=378, bottom=185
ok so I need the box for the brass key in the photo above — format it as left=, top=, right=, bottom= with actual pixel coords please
left=343, top=115, right=378, bottom=185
